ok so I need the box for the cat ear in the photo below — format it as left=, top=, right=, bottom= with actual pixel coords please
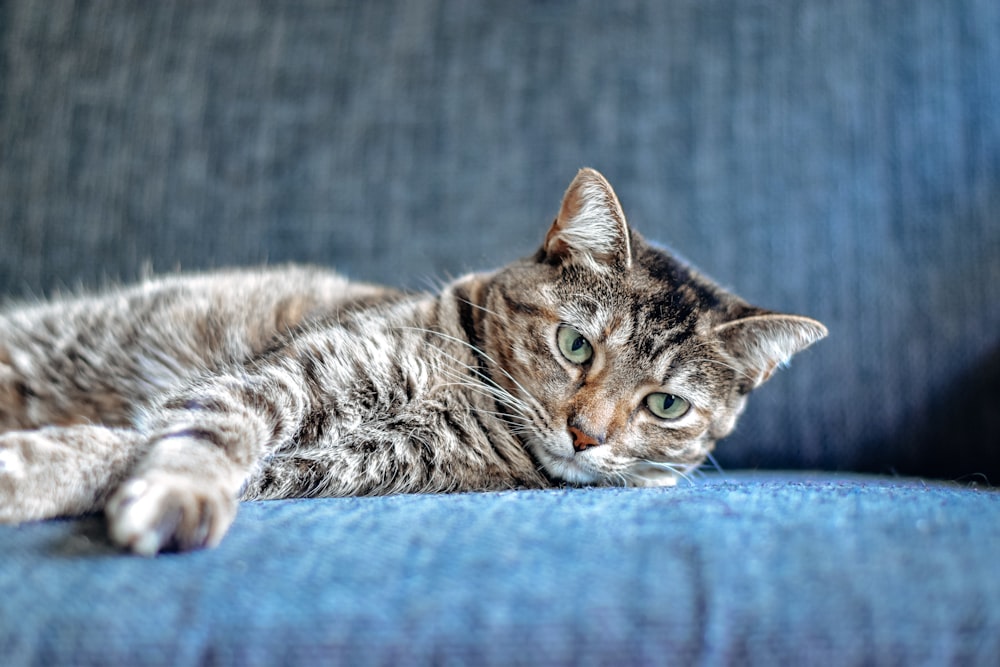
left=542, top=168, right=632, bottom=271
left=714, top=313, right=828, bottom=391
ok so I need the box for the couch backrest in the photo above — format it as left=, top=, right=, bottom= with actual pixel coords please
left=2, top=1, right=998, bottom=480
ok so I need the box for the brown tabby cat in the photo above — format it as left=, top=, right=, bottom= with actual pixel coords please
left=0, top=169, right=825, bottom=555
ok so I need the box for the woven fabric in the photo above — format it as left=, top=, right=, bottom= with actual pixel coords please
left=1, top=2, right=998, bottom=474
left=2, top=474, right=999, bottom=666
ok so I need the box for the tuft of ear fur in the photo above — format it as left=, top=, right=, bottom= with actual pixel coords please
left=542, top=168, right=632, bottom=271
left=714, top=313, right=828, bottom=391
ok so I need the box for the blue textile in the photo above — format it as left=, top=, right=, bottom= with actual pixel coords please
left=2, top=474, right=998, bottom=666
left=2, top=3, right=999, bottom=665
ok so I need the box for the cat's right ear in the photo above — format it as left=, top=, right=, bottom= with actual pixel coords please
left=540, top=168, right=632, bottom=271
left=714, top=313, right=828, bottom=392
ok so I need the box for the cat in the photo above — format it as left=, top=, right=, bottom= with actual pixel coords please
left=0, top=168, right=826, bottom=555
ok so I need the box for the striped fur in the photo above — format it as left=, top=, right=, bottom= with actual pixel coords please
left=0, top=169, right=826, bottom=554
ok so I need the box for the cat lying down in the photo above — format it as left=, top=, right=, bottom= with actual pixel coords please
left=0, top=169, right=825, bottom=555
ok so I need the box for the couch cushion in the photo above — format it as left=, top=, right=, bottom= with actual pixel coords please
left=2, top=474, right=998, bottom=665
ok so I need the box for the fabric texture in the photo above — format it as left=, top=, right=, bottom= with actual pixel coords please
left=2, top=474, right=999, bottom=666
left=0, top=0, right=998, bottom=479
left=2, top=3, right=1000, bottom=665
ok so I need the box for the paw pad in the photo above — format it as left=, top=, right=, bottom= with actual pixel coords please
left=106, top=476, right=235, bottom=556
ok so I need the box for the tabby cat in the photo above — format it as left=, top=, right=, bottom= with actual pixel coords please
left=0, top=169, right=825, bottom=555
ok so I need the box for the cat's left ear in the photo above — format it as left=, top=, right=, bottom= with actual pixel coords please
left=714, top=313, right=828, bottom=391
left=541, top=168, right=632, bottom=271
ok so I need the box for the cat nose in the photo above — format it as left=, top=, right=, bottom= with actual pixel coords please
left=568, top=423, right=604, bottom=452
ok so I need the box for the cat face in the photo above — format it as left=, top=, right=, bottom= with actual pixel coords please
left=478, top=169, right=826, bottom=486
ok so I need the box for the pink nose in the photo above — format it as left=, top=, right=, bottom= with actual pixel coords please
left=569, top=425, right=603, bottom=452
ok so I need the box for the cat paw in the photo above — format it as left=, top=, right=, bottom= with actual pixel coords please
left=106, top=475, right=237, bottom=556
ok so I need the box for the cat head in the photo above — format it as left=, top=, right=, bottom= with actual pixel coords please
left=477, top=168, right=827, bottom=486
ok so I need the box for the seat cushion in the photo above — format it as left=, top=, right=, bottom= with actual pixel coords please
left=2, top=473, right=998, bottom=665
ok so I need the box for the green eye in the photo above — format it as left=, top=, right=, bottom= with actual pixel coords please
left=646, top=393, right=690, bottom=420
left=556, top=325, right=594, bottom=364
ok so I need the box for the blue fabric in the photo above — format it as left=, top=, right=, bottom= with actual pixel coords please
left=2, top=4, right=999, bottom=665
left=2, top=474, right=999, bottom=666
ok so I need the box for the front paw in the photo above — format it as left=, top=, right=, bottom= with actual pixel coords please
left=106, top=475, right=237, bottom=556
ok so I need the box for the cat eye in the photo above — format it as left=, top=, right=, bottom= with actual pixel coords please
left=556, top=325, right=594, bottom=365
left=646, top=393, right=690, bottom=420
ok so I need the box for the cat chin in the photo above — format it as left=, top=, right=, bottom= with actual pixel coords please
left=622, top=462, right=682, bottom=487
left=526, top=437, right=683, bottom=488
left=547, top=457, right=603, bottom=485
left=525, top=436, right=602, bottom=485
left=539, top=452, right=601, bottom=485
left=542, top=455, right=684, bottom=488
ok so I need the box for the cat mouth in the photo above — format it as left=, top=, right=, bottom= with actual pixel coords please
left=524, top=435, right=603, bottom=485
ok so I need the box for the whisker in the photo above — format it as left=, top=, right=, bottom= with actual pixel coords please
left=435, top=370, right=533, bottom=418
left=399, top=325, right=543, bottom=413
left=400, top=326, right=557, bottom=439
left=467, top=407, right=533, bottom=425
left=704, top=451, right=726, bottom=478
left=440, top=388, right=534, bottom=429
left=635, top=459, right=699, bottom=487
left=429, top=346, right=523, bottom=396
left=429, top=349, right=542, bottom=431
left=436, top=376, right=526, bottom=410
left=455, top=296, right=504, bottom=320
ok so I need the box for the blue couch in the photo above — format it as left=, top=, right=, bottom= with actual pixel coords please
left=4, top=474, right=999, bottom=665
left=2, top=1, right=999, bottom=664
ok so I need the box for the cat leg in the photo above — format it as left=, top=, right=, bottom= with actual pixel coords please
left=105, top=367, right=312, bottom=555
left=0, top=425, right=142, bottom=522
left=0, top=344, right=28, bottom=433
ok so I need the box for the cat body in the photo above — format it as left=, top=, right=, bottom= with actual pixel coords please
left=0, top=169, right=826, bottom=554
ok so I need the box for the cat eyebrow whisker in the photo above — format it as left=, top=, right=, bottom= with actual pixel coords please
left=566, top=292, right=603, bottom=312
